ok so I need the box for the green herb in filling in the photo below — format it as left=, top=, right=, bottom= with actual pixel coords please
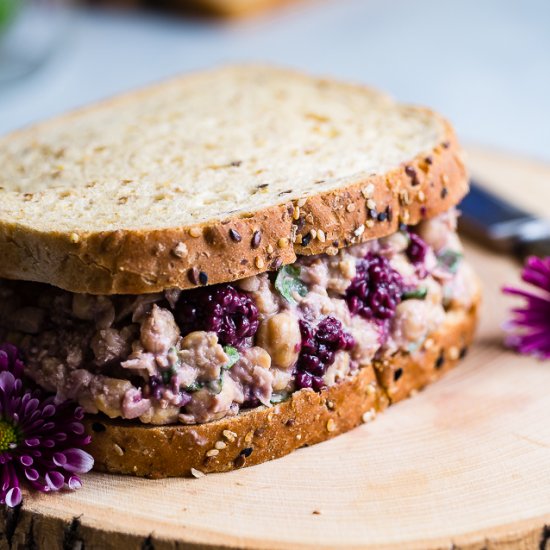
left=270, top=392, right=290, bottom=404
left=437, top=249, right=463, bottom=273
left=274, top=265, right=308, bottom=304
left=222, top=346, right=239, bottom=370
left=402, top=287, right=428, bottom=300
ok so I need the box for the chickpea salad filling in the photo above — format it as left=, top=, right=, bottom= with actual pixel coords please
left=0, top=210, right=477, bottom=426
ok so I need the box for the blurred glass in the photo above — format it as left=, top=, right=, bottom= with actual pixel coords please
left=0, top=0, right=71, bottom=83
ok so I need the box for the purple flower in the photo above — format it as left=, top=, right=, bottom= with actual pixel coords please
left=503, top=256, right=550, bottom=358
left=0, top=343, right=94, bottom=507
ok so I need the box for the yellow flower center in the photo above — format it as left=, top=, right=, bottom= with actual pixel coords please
left=0, top=420, right=19, bottom=451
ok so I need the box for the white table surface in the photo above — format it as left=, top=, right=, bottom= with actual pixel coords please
left=0, top=0, right=549, bottom=162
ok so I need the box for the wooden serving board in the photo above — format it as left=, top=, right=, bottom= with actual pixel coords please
left=2, top=147, right=550, bottom=550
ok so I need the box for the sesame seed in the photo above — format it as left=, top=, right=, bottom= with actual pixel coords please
left=189, top=227, right=202, bottom=238
left=366, top=199, right=376, bottom=210
left=310, top=229, right=317, bottom=240
left=361, top=183, right=375, bottom=198
left=229, top=228, right=242, bottom=242
left=346, top=204, right=355, bottom=213
left=251, top=230, right=262, bottom=249
left=293, top=206, right=300, bottom=220
left=317, top=229, right=326, bottom=242
left=442, top=174, right=450, bottom=185
left=326, top=400, right=335, bottom=410
left=69, top=233, right=80, bottom=244
left=365, top=219, right=375, bottom=228
left=449, top=346, right=460, bottom=360
left=244, top=431, right=254, bottom=444
left=297, top=198, right=307, bottom=207
left=326, top=246, right=338, bottom=256
left=215, top=441, right=227, bottom=450
left=296, top=434, right=302, bottom=440
left=424, top=338, right=435, bottom=350
left=266, top=244, right=274, bottom=254
left=172, top=242, right=188, bottom=258
left=191, top=468, right=205, bottom=478
left=362, top=409, right=376, bottom=423
left=326, top=419, right=336, bottom=432
left=417, top=191, right=426, bottom=203
left=278, top=237, right=289, bottom=249
left=354, top=225, right=365, bottom=237
left=255, top=257, right=265, bottom=269
left=223, top=429, right=237, bottom=442
left=295, top=234, right=303, bottom=244
left=113, top=444, right=124, bottom=456
left=400, top=210, right=410, bottom=224
left=365, top=383, right=377, bottom=397
left=206, top=449, right=219, bottom=457
left=399, top=190, right=411, bottom=206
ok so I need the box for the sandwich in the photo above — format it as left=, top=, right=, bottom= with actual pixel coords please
left=0, top=66, right=480, bottom=478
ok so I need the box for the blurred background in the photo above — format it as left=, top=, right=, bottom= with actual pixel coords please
left=0, top=0, right=549, bottom=161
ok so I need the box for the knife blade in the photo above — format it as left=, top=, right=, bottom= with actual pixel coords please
left=458, top=181, right=550, bottom=260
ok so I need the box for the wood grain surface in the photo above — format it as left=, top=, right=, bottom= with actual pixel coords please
left=1, top=147, right=550, bottom=550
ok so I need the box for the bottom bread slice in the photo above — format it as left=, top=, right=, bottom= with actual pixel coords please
left=85, top=299, right=478, bottom=478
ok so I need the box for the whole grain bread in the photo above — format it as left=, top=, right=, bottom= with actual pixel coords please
left=0, top=65, right=467, bottom=295
left=86, top=295, right=479, bottom=478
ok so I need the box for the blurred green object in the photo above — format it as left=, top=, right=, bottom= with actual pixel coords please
left=0, top=0, right=21, bottom=33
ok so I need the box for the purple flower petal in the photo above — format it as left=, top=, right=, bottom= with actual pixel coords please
left=41, top=404, right=56, bottom=418
left=45, top=471, right=65, bottom=491
left=53, top=453, right=67, bottom=467
left=69, top=422, right=85, bottom=435
left=5, top=487, right=22, bottom=508
left=24, top=438, right=41, bottom=447
left=25, top=468, right=39, bottom=482
left=68, top=476, right=82, bottom=490
left=62, top=449, right=94, bottom=473
left=19, top=455, right=33, bottom=467
left=0, top=371, right=15, bottom=393
left=503, top=256, right=550, bottom=359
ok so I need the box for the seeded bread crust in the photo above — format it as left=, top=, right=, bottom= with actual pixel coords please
left=0, top=66, right=467, bottom=295
left=85, top=297, right=479, bottom=478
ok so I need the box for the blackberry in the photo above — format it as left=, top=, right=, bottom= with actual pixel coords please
left=295, top=316, right=355, bottom=391
left=406, top=232, right=428, bottom=265
left=346, top=253, right=403, bottom=320
left=176, top=284, right=259, bottom=348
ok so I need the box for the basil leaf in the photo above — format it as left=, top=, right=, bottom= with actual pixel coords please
left=402, top=287, right=428, bottom=300
left=275, top=265, right=308, bottom=303
left=223, top=346, right=239, bottom=370
left=437, top=250, right=463, bottom=273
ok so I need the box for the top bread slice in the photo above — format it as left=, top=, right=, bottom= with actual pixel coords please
left=0, top=65, right=467, bottom=295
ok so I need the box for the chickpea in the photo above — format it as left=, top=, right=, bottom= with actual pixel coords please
left=256, top=312, right=301, bottom=369
left=140, top=305, right=180, bottom=354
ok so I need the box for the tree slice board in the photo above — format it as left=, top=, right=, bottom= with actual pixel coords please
left=2, top=147, right=550, bottom=550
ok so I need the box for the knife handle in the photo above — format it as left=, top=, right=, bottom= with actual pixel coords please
left=458, top=181, right=550, bottom=255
